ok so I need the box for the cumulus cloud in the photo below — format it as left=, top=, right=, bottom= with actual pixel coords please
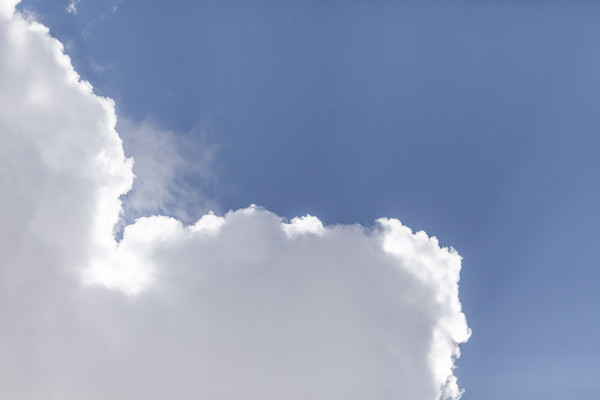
left=0, top=2, right=470, bottom=399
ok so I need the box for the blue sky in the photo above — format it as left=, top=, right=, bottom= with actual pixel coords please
left=16, top=0, right=600, bottom=398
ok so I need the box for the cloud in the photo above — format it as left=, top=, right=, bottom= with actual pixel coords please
left=0, top=2, right=470, bottom=399
left=117, top=117, right=219, bottom=225
left=66, top=0, right=79, bottom=15
left=282, top=214, right=325, bottom=238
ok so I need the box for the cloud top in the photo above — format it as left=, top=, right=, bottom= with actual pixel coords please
left=0, top=3, right=470, bottom=399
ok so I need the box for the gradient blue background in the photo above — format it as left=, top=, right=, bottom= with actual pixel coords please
left=19, top=1, right=600, bottom=398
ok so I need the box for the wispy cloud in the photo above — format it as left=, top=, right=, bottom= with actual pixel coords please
left=65, top=0, right=79, bottom=14
left=117, top=116, right=220, bottom=225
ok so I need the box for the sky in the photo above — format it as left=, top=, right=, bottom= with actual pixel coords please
left=2, top=0, right=600, bottom=399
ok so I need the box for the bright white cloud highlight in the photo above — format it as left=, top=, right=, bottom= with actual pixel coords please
left=282, top=214, right=325, bottom=238
left=0, top=2, right=470, bottom=399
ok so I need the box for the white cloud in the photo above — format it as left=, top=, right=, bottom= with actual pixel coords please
left=282, top=214, right=325, bottom=238
left=66, top=0, right=79, bottom=15
left=0, top=2, right=470, bottom=399
left=117, top=117, right=219, bottom=225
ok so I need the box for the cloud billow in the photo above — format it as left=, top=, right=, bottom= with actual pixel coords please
left=0, top=2, right=470, bottom=399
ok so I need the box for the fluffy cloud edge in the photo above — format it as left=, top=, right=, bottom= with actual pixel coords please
left=83, top=206, right=471, bottom=398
